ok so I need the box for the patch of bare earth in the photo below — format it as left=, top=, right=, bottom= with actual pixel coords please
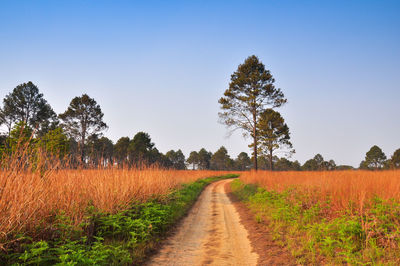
left=146, top=179, right=258, bottom=266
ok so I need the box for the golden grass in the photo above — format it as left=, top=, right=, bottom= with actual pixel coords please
left=240, top=170, right=400, bottom=213
left=0, top=167, right=229, bottom=244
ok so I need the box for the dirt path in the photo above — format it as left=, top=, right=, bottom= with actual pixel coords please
left=147, top=179, right=258, bottom=266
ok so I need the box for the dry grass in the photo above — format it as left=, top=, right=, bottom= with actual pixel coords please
left=0, top=167, right=229, bottom=244
left=240, top=170, right=400, bottom=213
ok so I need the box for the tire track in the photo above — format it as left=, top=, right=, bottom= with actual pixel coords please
left=147, top=179, right=258, bottom=266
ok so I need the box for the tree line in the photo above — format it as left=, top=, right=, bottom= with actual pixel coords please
left=1, top=58, right=399, bottom=170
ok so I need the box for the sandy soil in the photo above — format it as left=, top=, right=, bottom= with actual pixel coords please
left=146, top=179, right=258, bottom=266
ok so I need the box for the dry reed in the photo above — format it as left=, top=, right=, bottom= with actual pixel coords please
left=240, top=170, right=400, bottom=213
left=0, top=167, right=228, bottom=245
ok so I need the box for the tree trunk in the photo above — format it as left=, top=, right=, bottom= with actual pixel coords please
left=253, top=111, right=258, bottom=171
left=269, top=148, right=273, bottom=171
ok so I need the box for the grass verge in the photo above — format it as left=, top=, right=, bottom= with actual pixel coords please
left=231, top=179, right=400, bottom=265
left=1, top=174, right=237, bottom=265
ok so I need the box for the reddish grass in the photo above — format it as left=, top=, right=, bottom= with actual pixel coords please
left=0, top=167, right=229, bottom=246
left=239, top=170, right=400, bottom=213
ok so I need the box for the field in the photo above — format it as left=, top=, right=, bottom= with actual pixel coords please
left=232, top=170, right=400, bottom=264
left=0, top=165, right=230, bottom=251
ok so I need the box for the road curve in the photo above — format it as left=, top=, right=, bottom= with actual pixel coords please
left=147, top=179, right=258, bottom=266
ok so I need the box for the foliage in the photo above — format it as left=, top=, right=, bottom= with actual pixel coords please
left=302, top=154, right=336, bottom=171
left=128, top=132, right=155, bottom=166
left=235, top=152, right=252, bottom=170
left=86, top=135, right=114, bottom=166
left=39, top=127, right=70, bottom=160
left=210, top=146, right=233, bottom=170
left=186, top=151, right=199, bottom=170
left=197, top=148, right=212, bottom=170
left=255, top=108, right=293, bottom=170
left=390, top=149, right=400, bottom=169
left=218, top=55, right=287, bottom=170
left=360, top=145, right=387, bottom=170
left=274, top=157, right=301, bottom=171
left=59, top=94, right=108, bottom=160
left=113, top=137, right=130, bottom=167
left=0, top=81, right=57, bottom=136
left=165, top=149, right=186, bottom=169
left=8, top=121, right=35, bottom=150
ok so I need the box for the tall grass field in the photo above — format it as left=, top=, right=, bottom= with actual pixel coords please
left=232, top=170, right=400, bottom=264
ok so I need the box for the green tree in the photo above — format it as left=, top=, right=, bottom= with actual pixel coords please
left=235, top=152, right=252, bottom=170
left=114, top=137, right=130, bottom=167
left=0, top=81, right=57, bottom=136
left=390, top=149, right=400, bottom=169
left=210, top=146, right=233, bottom=170
left=39, top=127, right=69, bottom=160
left=219, top=55, right=286, bottom=170
left=165, top=149, right=186, bottom=170
left=302, top=157, right=319, bottom=171
left=128, top=132, right=154, bottom=166
left=198, top=148, right=212, bottom=170
left=256, top=109, right=293, bottom=170
left=187, top=151, right=199, bottom=170
left=302, top=154, right=335, bottom=171
left=361, top=145, right=387, bottom=170
left=8, top=121, right=34, bottom=151
left=274, top=157, right=301, bottom=171
left=59, top=94, right=108, bottom=162
left=256, top=154, right=279, bottom=170
left=86, top=135, right=114, bottom=167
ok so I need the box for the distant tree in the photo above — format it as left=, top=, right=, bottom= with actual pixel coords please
left=390, top=149, right=400, bottom=169
left=59, top=94, right=108, bottom=162
left=336, top=165, right=354, bottom=170
left=0, top=82, right=57, bottom=136
left=210, top=146, right=232, bottom=170
left=302, top=156, right=319, bottom=171
left=128, top=132, right=154, bottom=166
left=326, top=159, right=337, bottom=170
left=361, top=145, right=387, bottom=170
left=114, top=137, right=130, bottom=167
left=218, top=55, right=286, bottom=170
left=302, top=154, right=336, bottom=171
left=39, top=127, right=69, bottom=160
left=187, top=151, right=199, bottom=170
left=274, top=157, right=301, bottom=171
left=198, top=148, right=212, bottom=170
left=87, top=136, right=114, bottom=167
left=313, top=154, right=324, bottom=167
left=165, top=149, right=186, bottom=170
left=256, top=154, right=278, bottom=170
left=256, top=109, right=293, bottom=170
left=235, top=152, right=252, bottom=170
left=8, top=121, right=34, bottom=151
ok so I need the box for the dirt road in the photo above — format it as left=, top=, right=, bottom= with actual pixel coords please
left=147, top=179, right=258, bottom=266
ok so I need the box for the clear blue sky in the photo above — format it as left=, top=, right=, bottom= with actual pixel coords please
left=1, top=0, right=399, bottom=167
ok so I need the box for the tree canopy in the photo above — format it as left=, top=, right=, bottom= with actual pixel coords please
left=59, top=94, right=108, bottom=161
left=219, top=55, right=286, bottom=170
left=256, top=108, right=293, bottom=170
left=210, top=146, right=233, bottom=170
left=0, top=81, right=57, bottom=136
left=390, top=149, right=400, bottom=169
left=360, top=145, right=387, bottom=170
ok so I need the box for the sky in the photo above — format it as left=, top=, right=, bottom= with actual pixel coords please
left=0, top=0, right=399, bottom=167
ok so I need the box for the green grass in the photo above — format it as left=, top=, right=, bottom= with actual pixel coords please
left=1, top=174, right=238, bottom=265
left=231, top=179, right=400, bottom=265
